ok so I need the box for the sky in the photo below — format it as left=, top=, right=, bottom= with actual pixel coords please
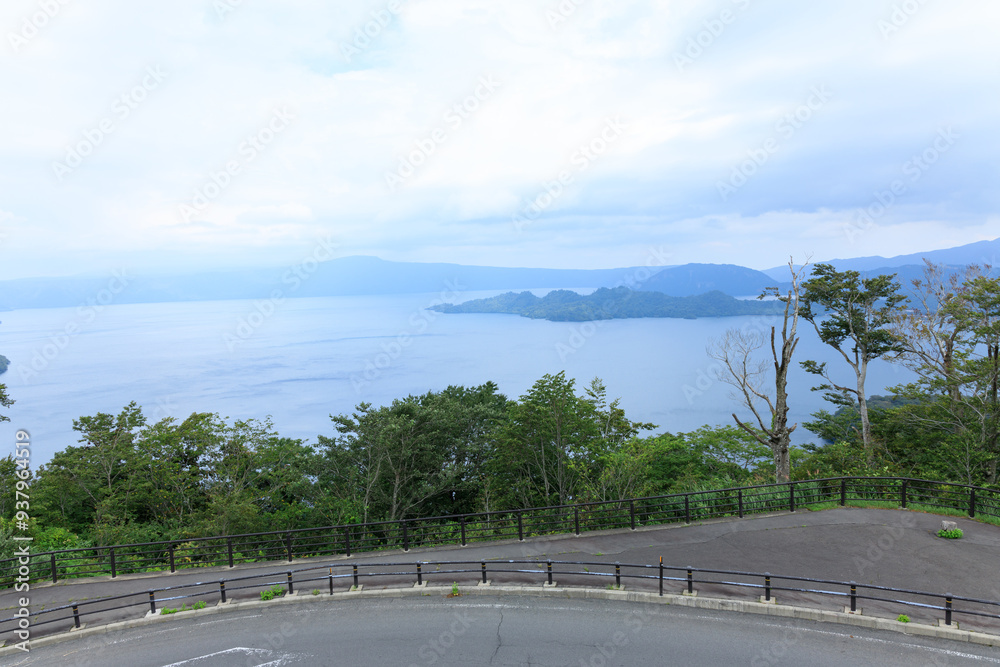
left=1, top=0, right=998, bottom=280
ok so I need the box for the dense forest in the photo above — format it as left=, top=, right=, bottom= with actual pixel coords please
left=430, top=286, right=786, bottom=321
left=2, top=261, right=1000, bottom=558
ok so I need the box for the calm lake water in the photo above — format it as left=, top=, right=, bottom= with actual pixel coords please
left=0, top=290, right=913, bottom=465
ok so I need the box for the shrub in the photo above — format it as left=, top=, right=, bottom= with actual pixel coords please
left=937, top=528, right=963, bottom=539
left=260, top=584, right=285, bottom=601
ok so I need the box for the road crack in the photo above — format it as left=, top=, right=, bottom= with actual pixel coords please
left=489, top=609, right=504, bottom=664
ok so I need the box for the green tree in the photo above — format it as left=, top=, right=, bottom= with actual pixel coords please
left=132, top=413, right=215, bottom=529
left=321, top=383, right=509, bottom=523
left=199, top=415, right=304, bottom=536
left=800, top=264, right=906, bottom=462
left=491, top=373, right=653, bottom=508
left=36, top=402, right=147, bottom=543
left=0, top=382, right=12, bottom=423
left=887, top=268, right=1000, bottom=483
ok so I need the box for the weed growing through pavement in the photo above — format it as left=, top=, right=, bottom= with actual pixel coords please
left=260, top=584, right=285, bottom=601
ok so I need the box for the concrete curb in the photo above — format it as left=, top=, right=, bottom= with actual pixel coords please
left=2, top=583, right=996, bottom=657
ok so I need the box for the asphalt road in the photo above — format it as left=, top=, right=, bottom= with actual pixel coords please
left=3, top=597, right=999, bottom=667
left=3, top=507, right=999, bottom=647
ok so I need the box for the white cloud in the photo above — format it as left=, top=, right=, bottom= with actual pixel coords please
left=0, top=0, right=997, bottom=279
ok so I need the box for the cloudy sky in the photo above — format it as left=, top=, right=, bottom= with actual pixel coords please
left=1, top=0, right=997, bottom=280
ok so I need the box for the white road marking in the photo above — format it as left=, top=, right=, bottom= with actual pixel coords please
left=160, top=647, right=277, bottom=666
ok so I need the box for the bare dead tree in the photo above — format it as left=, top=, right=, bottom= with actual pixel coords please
left=708, top=258, right=808, bottom=482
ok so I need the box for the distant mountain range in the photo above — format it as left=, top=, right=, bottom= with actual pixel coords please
left=762, top=237, right=1000, bottom=279
left=0, top=238, right=996, bottom=311
left=636, top=263, right=786, bottom=297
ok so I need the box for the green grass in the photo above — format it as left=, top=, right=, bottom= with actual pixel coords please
left=937, top=528, right=963, bottom=539
left=897, top=614, right=910, bottom=623
left=159, top=600, right=207, bottom=615
left=260, top=584, right=285, bottom=601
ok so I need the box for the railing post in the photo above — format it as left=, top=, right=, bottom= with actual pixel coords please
left=227, top=538, right=234, bottom=568
left=481, top=560, right=487, bottom=584
left=658, top=557, right=663, bottom=597
left=574, top=507, right=580, bottom=536
left=840, top=478, right=847, bottom=506
left=788, top=483, right=795, bottom=512
left=945, top=594, right=953, bottom=625
left=353, top=564, right=359, bottom=589
left=344, top=527, right=352, bottom=558
left=286, top=571, right=294, bottom=594
left=402, top=522, right=409, bottom=552
left=629, top=501, right=636, bottom=531
left=219, top=580, right=227, bottom=603
left=72, top=604, right=81, bottom=629
left=850, top=582, right=857, bottom=612
left=547, top=559, right=553, bottom=586
left=109, top=547, right=117, bottom=578
left=686, top=567, right=693, bottom=594
left=51, top=553, right=58, bottom=583
left=416, top=561, right=423, bottom=586
left=764, top=573, right=771, bottom=601
left=969, top=489, right=977, bottom=518
left=684, top=496, right=691, bottom=524
left=738, top=489, right=744, bottom=519
left=329, top=572, right=334, bottom=595
left=901, top=480, right=908, bottom=509
left=169, top=546, right=176, bottom=573
left=460, top=518, right=467, bottom=547
left=285, top=532, right=293, bottom=562
left=517, top=512, right=524, bottom=542
left=148, top=591, right=156, bottom=614
left=615, top=562, right=621, bottom=588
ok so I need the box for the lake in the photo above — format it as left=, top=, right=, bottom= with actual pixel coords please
left=0, top=290, right=914, bottom=465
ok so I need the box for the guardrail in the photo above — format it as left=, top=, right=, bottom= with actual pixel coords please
left=3, top=557, right=999, bottom=644
left=3, top=477, right=998, bottom=589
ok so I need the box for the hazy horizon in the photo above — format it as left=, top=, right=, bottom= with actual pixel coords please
left=1, top=1, right=998, bottom=281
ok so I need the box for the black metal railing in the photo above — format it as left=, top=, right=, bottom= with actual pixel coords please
left=2, top=477, right=997, bottom=589
left=3, top=557, right=998, bottom=645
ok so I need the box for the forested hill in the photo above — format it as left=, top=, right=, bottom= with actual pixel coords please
left=430, top=287, right=786, bottom=321
left=0, top=355, right=8, bottom=375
